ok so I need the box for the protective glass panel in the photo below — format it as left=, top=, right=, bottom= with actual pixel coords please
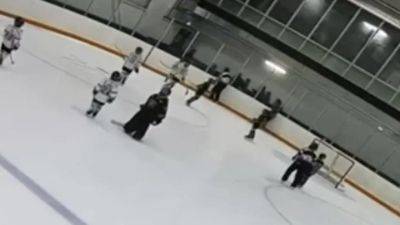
left=220, top=0, right=244, bottom=15
left=355, top=23, right=400, bottom=75
left=289, top=0, right=334, bottom=36
left=367, top=80, right=396, bottom=102
left=344, top=67, right=373, bottom=88
left=240, top=6, right=264, bottom=26
left=378, top=49, right=400, bottom=89
left=269, top=0, right=303, bottom=24
left=381, top=149, right=400, bottom=183
left=189, top=34, right=223, bottom=72
left=333, top=11, right=382, bottom=61
left=311, top=0, right=357, bottom=48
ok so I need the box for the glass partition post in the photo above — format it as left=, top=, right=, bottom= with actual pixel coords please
left=320, top=8, right=361, bottom=62
left=83, top=0, right=95, bottom=16
left=143, top=19, right=176, bottom=63
left=256, top=0, right=280, bottom=28
left=342, top=21, right=385, bottom=76
left=298, top=0, right=337, bottom=50
left=182, top=31, right=200, bottom=58
left=281, top=79, right=301, bottom=108
left=286, top=91, right=308, bottom=120
left=237, top=0, right=251, bottom=16
left=205, top=43, right=226, bottom=72
left=277, top=0, right=308, bottom=38
left=309, top=105, right=328, bottom=131
left=378, top=148, right=397, bottom=171
left=107, top=1, right=123, bottom=26
left=130, top=10, right=147, bottom=36
left=231, top=51, right=253, bottom=85
left=365, top=42, right=400, bottom=90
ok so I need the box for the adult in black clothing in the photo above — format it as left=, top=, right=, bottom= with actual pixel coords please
left=299, top=153, right=327, bottom=187
left=281, top=142, right=319, bottom=188
left=186, top=78, right=214, bottom=106
left=210, top=68, right=231, bottom=101
left=123, top=87, right=171, bottom=140
left=245, top=99, right=282, bottom=140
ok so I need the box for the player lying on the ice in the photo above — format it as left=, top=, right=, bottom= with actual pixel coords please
left=186, top=78, right=214, bottom=106
left=245, top=98, right=282, bottom=140
left=121, top=47, right=143, bottom=85
left=86, top=71, right=122, bottom=118
left=123, top=87, right=171, bottom=141
left=0, top=17, right=24, bottom=65
left=281, top=141, right=319, bottom=188
left=298, top=153, right=327, bottom=187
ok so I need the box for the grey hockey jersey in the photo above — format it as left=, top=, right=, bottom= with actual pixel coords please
left=3, top=25, right=23, bottom=50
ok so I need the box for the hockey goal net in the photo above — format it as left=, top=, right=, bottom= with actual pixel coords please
left=312, top=138, right=355, bottom=189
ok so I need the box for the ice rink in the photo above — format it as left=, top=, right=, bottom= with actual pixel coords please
left=0, top=16, right=398, bottom=225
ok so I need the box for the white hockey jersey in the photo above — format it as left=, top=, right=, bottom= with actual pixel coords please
left=2, top=25, right=23, bottom=50
left=218, top=72, right=231, bottom=84
left=123, top=52, right=142, bottom=71
left=93, top=78, right=120, bottom=103
left=169, top=61, right=188, bottom=81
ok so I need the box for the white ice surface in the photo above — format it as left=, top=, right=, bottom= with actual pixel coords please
left=0, top=16, right=399, bottom=225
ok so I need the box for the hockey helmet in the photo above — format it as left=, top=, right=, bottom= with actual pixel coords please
left=14, top=17, right=25, bottom=27
left=159, top=87, right=172, bottom=97
left=135, top=47, right=143, bottom=54
left=110, top=71, right=122, bottom=82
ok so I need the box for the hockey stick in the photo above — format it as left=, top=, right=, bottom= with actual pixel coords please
left=9, top=52, right=15, bottom=65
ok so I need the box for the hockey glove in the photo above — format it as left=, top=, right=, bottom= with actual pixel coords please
left=92, top=88, right=98, bottom=95
left=135, top=67, right=139, bottom=73
left=107, top=98, right=115, bottom=103
left=152, top=120, right=161, bottom=126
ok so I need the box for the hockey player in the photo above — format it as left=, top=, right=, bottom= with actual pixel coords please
left=210, top=68, right=231, bottom=102
left=164, top=59, right=190, bottom=88
left=245, top=99, right=282, bottom=140
left=0, top=17, right=24, bottom=65
left=299, top=153, right=327, bottom=187
left=123, top=87, right=171, bottom=141
left=86, top=71, right=122, bottom=118
left=281, top=141, right=318, bottom=188
left=121, top=47, right=143, bottom=85
left=186, top=78, right=214, bottom=106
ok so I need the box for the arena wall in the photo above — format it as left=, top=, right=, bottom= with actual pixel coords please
left=0, top=0, right=398, bottom=215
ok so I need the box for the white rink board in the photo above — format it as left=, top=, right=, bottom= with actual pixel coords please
left=0, top=0, right=399, bottom=214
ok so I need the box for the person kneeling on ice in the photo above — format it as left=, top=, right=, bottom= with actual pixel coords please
left=86, top=71, right=122, bottom=118
left=298, top=153, right=327, bottom=188
left=121, top=47, right=143, bottom=85
left=123, top=87, right=171, bottom=141
left=0, top=17, right=24, bottom=65
left=245, top=99, right=282, bottom=140
left=281, top=141, right=318, bottom=188
left=186, top=78, right=214, bottom=106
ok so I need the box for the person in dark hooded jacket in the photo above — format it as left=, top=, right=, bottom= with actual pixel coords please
left=123, top=87, right=171, bottom=140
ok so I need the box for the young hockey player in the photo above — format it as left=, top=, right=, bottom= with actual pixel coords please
left=0, top=17, right=24, bottom=65
left=245, top=99, right=282, bottom=140
left=281, top=141, right=319, bottom=188
left=121, top=47, right=143, bottom=85
left=123, top=87, right=171, bottom=141
left=299, top=153, right=327, bottom=187
left=164, top=59, right=190, bottom=88
left=210, top=68, right=231, bottom=101
left=186, top=78, right=214, bottom=106
left=86, top=71, right=122, bottom=118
